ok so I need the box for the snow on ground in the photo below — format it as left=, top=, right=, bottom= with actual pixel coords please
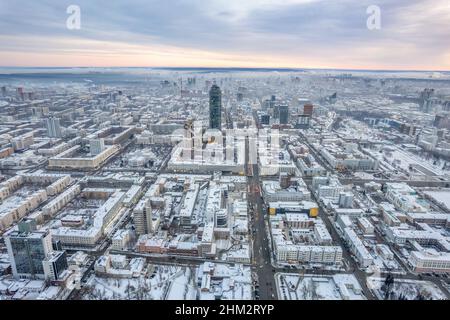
left=424, top=190, right=450, bottom=210
left=81, top=265, right=197, bottom=300
left=367, top=277, right=447, bottom=300
left=366, top=245, right=404, bottom=274
left=387, top=148, right=446, bottom=177
left=197, top=263, right=253, bottom=300
left=275, top=273, right=366, bottom=300
left=353, top=172, right=378, bottom=180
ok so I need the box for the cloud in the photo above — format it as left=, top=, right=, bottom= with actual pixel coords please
left=0, top=0, right=448, bottom=69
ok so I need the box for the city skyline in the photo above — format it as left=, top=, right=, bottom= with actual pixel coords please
left=1, top=60, right=450, bottom=303
left=0, top=0, right=449, bottom=71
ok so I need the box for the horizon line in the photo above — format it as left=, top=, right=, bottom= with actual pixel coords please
left=0, top=66, right=449, bottom=73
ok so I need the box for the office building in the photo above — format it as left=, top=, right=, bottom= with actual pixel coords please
left=261, top=114, right=270, bottom=125
left=278, top=105, right=289, bottom=124
left=46, top=117, right=62, bottom=138
left=263, top=95, right=276, bottom=111
left=209, top=84, right=222, bottom=130
left=296, top=114, right=311, bottom=129
left=90, top=138, right=105, bottom=156
left=279, top=172, right=292, bottom=189
left=304, top=103, right=314, bottom=116
left=5, top=222, right=54, bottom=279
left=339, top=192, right=354, bottom=208
left=215, top=210, right=228, bottom=227
left=410, top=250, right=450, bottom=273
left=134, top=199, right=154, bottom=236
left=17, top=87, right=24, bottom=100
left=43, top=251, right=68, bottom=281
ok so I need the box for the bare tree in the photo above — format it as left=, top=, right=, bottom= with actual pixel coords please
left=300, top=282, right=309, bottom=300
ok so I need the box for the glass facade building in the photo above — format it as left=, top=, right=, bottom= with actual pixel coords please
left=209, top=84, right=222, bottom=130
left=5, top=230, right=53, bottom=279
left=278, top=105, right=289, bottom=124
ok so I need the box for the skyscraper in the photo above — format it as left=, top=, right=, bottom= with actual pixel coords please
left=209, top=84, right=222, bottom=130
left=278, top=105, right=289, bottom=124
left=46, top=117, right=62, bottom=138
left=17, top=87, right=24, bottom=100
left=134, top=200, right=153, bottom=236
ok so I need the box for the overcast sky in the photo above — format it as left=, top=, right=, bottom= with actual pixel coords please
left=0, top=0, right=449, bottom=70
